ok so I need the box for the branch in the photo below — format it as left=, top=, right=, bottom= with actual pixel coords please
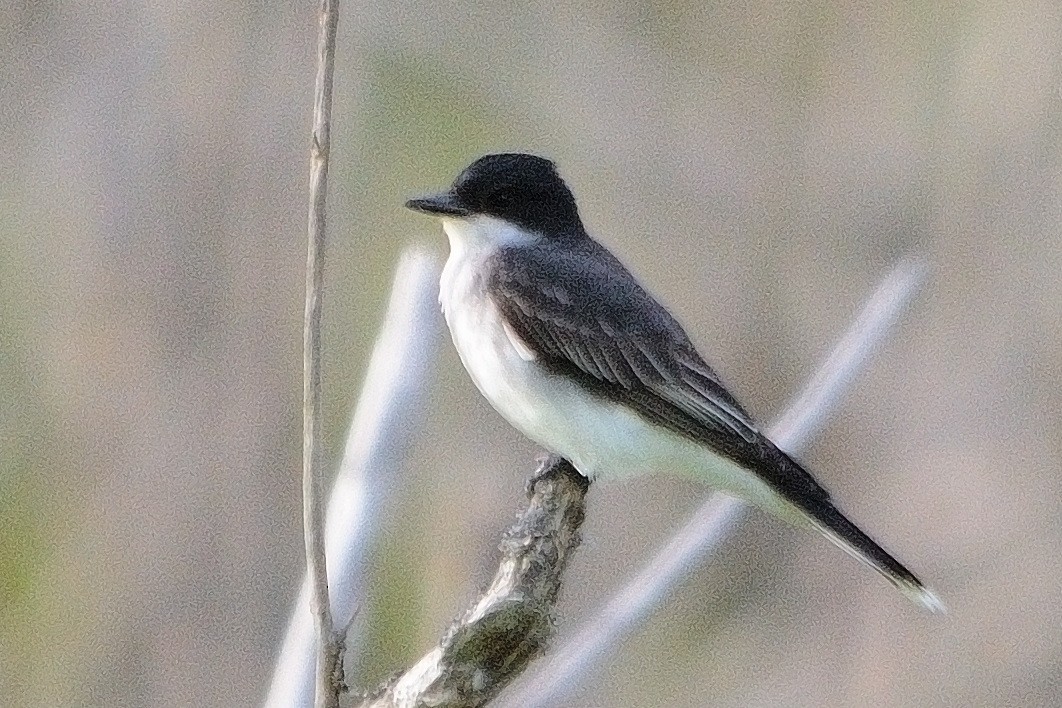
left=505, top=258, right=930, bottom=708
left=356, top=457, right=590, bottom=708
left=268, top=248, right=442, bottom=707
left=304, top=0, right=341, bottom=706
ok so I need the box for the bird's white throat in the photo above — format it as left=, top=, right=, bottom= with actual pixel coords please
left=438, top=214, right=539, bottom=322
left=441, top=215, right=539, bottom=256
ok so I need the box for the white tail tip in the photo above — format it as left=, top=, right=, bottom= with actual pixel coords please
left=904, top=584, right=947, bottom=614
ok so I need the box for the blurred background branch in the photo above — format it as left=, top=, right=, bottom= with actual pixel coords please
left=269, top=249, right=442, bottom=708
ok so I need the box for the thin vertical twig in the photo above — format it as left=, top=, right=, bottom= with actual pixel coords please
left=268, top=249, right=442, bottom=708
left=304, top=1, right=340, bottom=706
left=505, top=258, right=930, bottom=708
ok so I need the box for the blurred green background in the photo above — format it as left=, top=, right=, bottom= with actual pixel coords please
left=3, top=1, right=1061, bottom=706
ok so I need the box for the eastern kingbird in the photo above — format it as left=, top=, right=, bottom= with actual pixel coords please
left=407, top=153, right=942, bottom=612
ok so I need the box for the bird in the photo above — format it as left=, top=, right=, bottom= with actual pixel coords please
left=406, top=152, right=943, bottom=612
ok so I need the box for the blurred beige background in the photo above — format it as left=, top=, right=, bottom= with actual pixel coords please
left=3, top=1, right=1061, bottom=706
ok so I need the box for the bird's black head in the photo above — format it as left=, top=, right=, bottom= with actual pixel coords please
left=406, top=153, right=583, bottom=235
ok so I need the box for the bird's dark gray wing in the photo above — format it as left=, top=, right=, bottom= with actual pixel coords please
left=486, top=239, right=830, bottom=503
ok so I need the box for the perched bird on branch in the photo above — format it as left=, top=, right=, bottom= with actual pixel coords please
left=408, top=153, right=942, bottom=612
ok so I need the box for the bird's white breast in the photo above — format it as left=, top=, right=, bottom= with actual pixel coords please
left=438, top=216, right=572, bottom=455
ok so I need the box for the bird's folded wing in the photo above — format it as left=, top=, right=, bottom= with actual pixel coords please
left=486, top=242, right=770, bottom=465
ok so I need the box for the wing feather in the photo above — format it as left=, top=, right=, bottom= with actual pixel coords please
left=486, top=241, right=773, bottom=461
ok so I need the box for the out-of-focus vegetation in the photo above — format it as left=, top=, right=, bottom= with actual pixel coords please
left=3, top=1, right=1061, bottom=706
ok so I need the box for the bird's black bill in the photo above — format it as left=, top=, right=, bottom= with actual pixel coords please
left=405, top=192, right=471, bottom=216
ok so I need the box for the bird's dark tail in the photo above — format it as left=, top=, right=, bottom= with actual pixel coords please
left=799, top=499, right=945, bottom=613
left=757, top=447, right=945, bottom=612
